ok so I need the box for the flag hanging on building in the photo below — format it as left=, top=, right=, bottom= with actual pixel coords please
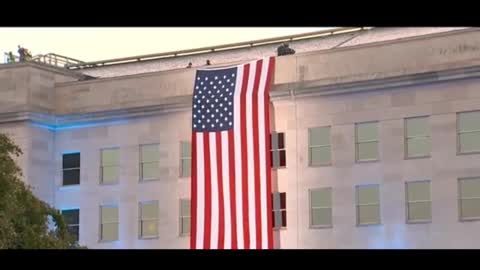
left=190, top=57, right=275, bottom=249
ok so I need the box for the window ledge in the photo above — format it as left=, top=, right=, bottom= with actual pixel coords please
left=405, top=155, right=431, bottom=160
left=58, top=184, right=80, bottom=191
left=309, top=225, right=333, bottom=229
left=459, top=217, right=480, bottom=222
left=457, top=151, right=480, bottom=156
left=355, top=159, right=379, bottom=164
left=98, top=240, right=119, bottom=243
left=140, top=178, right=161, bottom=183
left=139, top=236, right=159, bottom=240
left=179, top=233, right=191, bottom=238
left=356, top=223, right=382, bottom=227
left=99, top=182, right=119, bottom=186
left=308, top=163, right=332, bottom=168
left=406, top=220, right=432, bottom=224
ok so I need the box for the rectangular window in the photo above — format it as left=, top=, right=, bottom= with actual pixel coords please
left=61, top=209, right=79, bottom=241
left=308, top=127, right=331, bottom=166
left=458, top=111, right=480, bottom=154
left=101, top=148, right=119, bottom=184
left=406, top=181, right=431, bottom=223
left=180, top=199, right=191, bottom=236
left=458, top=177, right=480, bottom=220
left=356, top=185, right=380, bottom=225
left=355, top=122, right=379, bottom=162
left=180, top=142, right=191, bottom=177
left=405, top=117, right=431, bottom=158
left=272, top=192, right=286, bottom=229
left=140, top=144, right=160, bottom=181
left=309, top=188, right=332, bottom=228
left=62, top=153, right=80, bottom=186
left=139, top=201, right=159, bottom=239
left=100, top=205, right=119, bottom=241
left=271, top=132, right=286, bottom=168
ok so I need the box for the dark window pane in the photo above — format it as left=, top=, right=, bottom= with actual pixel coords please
left=277, top=133, right=285, bottom=149
left=62, top=209, right=79, bottom=224
left=280, top=192, right=286, bottom=209
left=63, top=169, right=80, bottom=185
left=67, top=226, right=79, bottom=241
left=282, top=211, right=287, bottom=227
left=63, top=153, right=80, bottom=169
left=279, top=150, right=286, bottom=167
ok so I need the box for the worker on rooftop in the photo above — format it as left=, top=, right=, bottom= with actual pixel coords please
left=18, top=45, right=26, bottom=62
left=8, top=51, right=15, bottom=63
left=277, top=43, right=296, bottom=56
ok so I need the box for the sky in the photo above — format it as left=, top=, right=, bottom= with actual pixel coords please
left=0, top=27, right=334, bottom=62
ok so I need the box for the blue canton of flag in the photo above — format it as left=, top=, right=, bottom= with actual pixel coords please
left=192, top=67, right=237, bottom=132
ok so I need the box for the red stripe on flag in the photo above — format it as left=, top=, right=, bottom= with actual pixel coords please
left=240, top=63, right=250, bottom=249
left=252, top=59, right=263, bottom=249
left=203, top=132, right=211, bottom=249
left=190, top=133, right=198, bottom=249
left=264, top=57, right=275, bottom=249
left=228, top=129, right=237, bottom=249
left=216, top=132, right=225, bottom=249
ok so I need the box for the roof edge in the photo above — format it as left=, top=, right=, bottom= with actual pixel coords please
left=0, top=61, right=94, bottom=79
left=66, top=27, right=364, bottom=69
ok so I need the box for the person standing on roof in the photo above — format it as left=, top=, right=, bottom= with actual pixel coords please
left=8, top=51, right=15, bottom=63
left=277, top=43, right=296, bottom=56
left=17, top=45, right=25, bottom=62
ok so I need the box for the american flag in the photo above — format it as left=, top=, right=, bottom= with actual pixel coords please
left=190, top=57, right=275, bottom=249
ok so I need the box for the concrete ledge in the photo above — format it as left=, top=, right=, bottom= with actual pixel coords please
left=4, top=28, right=480, bottom=128
left=271, top=64, right=480, bottom=99
left=49, top=28, right=480, bottom=116
left=0, top=61, right=90, bottom=80
left=4, top=64, right=480, bottom=129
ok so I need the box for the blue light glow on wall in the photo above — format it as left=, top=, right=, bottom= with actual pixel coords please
left=62, top=150, right=80, bottom=155
left=60, top=207, right=80, bottom=212
left=31, top=122, right=56, bottom=131
left=31, top=119, right=130, bottom=131
left=57, top=184, right=81, bottom=191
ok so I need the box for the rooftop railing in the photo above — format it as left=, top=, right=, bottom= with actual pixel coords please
left=66, top=27, right=372, bottom=70
left=2, top=52, right=84, bottom=68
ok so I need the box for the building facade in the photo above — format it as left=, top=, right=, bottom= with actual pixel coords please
left=1, top=27, right=480, bottom=248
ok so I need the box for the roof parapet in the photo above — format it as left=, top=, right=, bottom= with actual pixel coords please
left=66, top=27, right=371, bottom=70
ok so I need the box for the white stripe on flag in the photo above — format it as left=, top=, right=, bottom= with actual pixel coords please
left=209, top=133, right=219, bottom=249
left=195, top=132, right=205, bottom=249
left=233, top=65, right=244, bottom=249
left=246, top=61, right=256, bottom=249
left=258, top=58, right=270, bottom=249
left=221, top=131, right=231, bottom=249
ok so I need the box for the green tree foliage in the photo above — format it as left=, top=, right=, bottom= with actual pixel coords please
left=0, top=133, right=84, bottom=249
